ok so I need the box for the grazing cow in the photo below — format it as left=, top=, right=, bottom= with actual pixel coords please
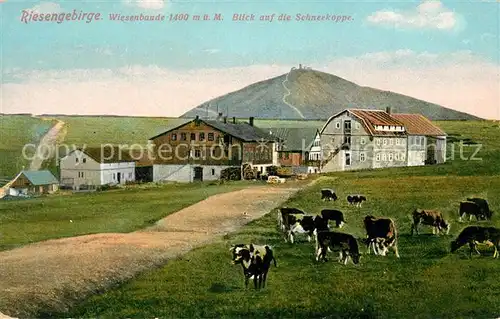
left=283, top=214, right=330, bottom=243
left=320, top=209, right=346, bottom=228
left=450, top=226, right=500, bottom=258
left=315, top=231, right=361, bottom=265
left=347, top=195, right=367, bottom=207
left=230, top=244, right=277, bottom=289
left=459, top=201, right=484, bottom=222
left=466, top=198, right=493, bottom=220
left=278, top=207, right=305, bottom=231
left=411, top=209, right=451, bottom=235
left=363, top=215, right=400, bottom=258
left=321, top=189, right=338, bottom=201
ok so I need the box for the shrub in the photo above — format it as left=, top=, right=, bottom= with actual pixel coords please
left=220, top=167, right=241, bottom=181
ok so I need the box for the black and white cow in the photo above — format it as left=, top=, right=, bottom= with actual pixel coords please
left=363, top=215, right=400, bottom=258
left=282, top=214, right=330, bottom=243
left=347, top=195, right=367, bottom=207
left=230, top=244, right=277, bottom=289
left=321, top=189, right=338, bottom=201
left=320, top=209, right=346, bottom=228
left=315, top=231, right=361, bottom=265
left=451, top=226, right=500, bottom=258
left=466, top=198, right=493, bottom=220
left=278, top=207, right=305, bottom=231
left=459, top=201, right=484, bottom=222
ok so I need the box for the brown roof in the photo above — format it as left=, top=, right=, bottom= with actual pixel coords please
left=348, top=109, right=406, bottom=137
left=391, top=114, right=447, bottom=136
left=77, top=147, right=137, bottom=163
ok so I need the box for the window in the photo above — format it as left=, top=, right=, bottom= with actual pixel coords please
left=83, top=158, right=86, bottom=163
left=376, top=139, right=381, bottom=145
left=388, top=153, right=393, bottom=161
left=212, top=149, right=217, bottom=157
left=360, top=138, right=366, bottom=145
left=389, top=139, right=394, bottom=145
left=113, top=173, right=115, bottom=179
left=360, top=152, right=366, bottom=162
left=76, top=158, right=79, bottom=163
left=401, top=153, right=406, bottom=161
left=211, top=169, right=215, bottom=176
left=383, top=139, right=387, bottom=145
left=285, top=152, right=289, bottom=159
left=129, top=173, right=132, bottom=178
left=395, top=153, right=399, bottom=161
left=376, top=153, right=381, bottom=161
left=190, top=133, right=196, bottom=141
left=382, top=153, right=387, bottom=161
left=344, top=120, right=352, bottom=132
left=172, top=133, right=177, bottom=141
left=355, top=122, right=360, bottom=130
left=208, top=133, right=214, bottom=141
left=345, top=152, right=351, bottom=166
left=420, top=137, right=425, bottom=146
left=181, top=133, right=187, bottom=141
left=396, top=139, right=400, bottom=145
left=343, top=136, right=351, bottom=144
left=199, top=132, right=205, bottom=141
left=194, top=149, right=201, bottom=158
left=335, top=122, right=340, bottom=129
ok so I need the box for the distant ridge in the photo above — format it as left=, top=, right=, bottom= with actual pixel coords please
left=181, top=68, right=480, bottom=121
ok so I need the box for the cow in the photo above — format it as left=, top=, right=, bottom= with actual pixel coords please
left=230, top=243, right=277, bottom=289
left=363, top=215, right=400, bottom=258
left=450, top=226, right=500, bottom=258
left=320, top=209, right=346, bottom=228
left=411, top=209, right=451, bottom=236
left=283, top=214, right=330, bottom=244
left=315, top=231, right=361, bottom=265
left=347, top=195, right=367, bottom=207
left=459, top=201, right=484, bottom=222
left=466, top=198, right=493, bottom=220
left=278, top=207, right=305, bottom=231
left=321, top=189, right=338, bottom=201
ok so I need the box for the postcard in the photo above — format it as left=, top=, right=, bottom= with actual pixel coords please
left=0, top=0, right=499, bottom=318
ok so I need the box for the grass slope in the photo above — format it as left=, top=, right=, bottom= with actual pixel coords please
left=56, top=120, right=500, bottom=318
left=182, top=70, right=479, bottom=121
left=0, top=181, right=253, bottom=251
left=0, top=115, right=56, bottom=178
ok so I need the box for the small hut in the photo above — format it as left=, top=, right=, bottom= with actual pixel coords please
left=9, top=170, right=59, bottom=196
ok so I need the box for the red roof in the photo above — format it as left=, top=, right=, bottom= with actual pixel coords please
left=391, top=114, right=446, bottom=136
left=348, top=109, right=405, bottom=136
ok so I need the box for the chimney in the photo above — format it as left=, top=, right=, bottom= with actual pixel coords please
left=223, top=116, right=227, bottom=123
left=232, top=116, right=236, bottom=124
left=249, top=116, right=254, bottom=126
left=386, top=107, right=392, bottom=114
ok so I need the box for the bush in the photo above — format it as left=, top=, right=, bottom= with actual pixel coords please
left=220, top=167, right=241, bottom=181
left=277, top=167, right=293, bottom=177
left=267, top=165, right=279, bottom=176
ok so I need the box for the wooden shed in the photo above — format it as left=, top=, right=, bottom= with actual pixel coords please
left=9, top=170, right=59, bottom=196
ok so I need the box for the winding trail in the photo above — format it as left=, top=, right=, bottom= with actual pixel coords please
left=282, top=67, right=305, bottom=119
left=0, top=184, right=305, bottom=318
left=29, top=119, right=65, bottom=171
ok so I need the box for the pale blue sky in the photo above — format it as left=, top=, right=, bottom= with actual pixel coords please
left=2, top=0, right=499, bottom=73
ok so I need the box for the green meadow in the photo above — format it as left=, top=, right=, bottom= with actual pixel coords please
left=41, top=120, right=499, bottom=318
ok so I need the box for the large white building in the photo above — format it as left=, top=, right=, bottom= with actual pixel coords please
left=60, top=147, right=137, bottom=189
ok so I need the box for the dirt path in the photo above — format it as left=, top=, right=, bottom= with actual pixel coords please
left=0, top=185, right=302, bottom=318
left=29, top=119, right=65, bottom=171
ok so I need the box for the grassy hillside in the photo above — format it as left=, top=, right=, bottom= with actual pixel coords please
left=0, top=181, right=253, bottom=251
left=54, top=116, right=188, bottom=146
left=182, top=69, right=479, bottom=121
left=50, top=120, right=500, bottom=318
left=0, top=115, right=56, bottom=178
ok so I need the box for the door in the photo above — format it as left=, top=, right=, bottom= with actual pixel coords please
left=117, top=172, right=121, bottom=183
left=344, top=152, right=351, bottom=168
left=194, top=166, right=203, bottom=181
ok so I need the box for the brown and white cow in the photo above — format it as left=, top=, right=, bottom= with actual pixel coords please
left=363, top=215, right=400, bottom=258
left=411, top=209, right=451, bottom=235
